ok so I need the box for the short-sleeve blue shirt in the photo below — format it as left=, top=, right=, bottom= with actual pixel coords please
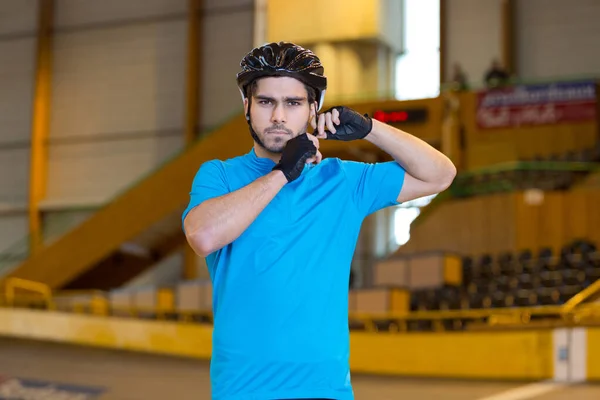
left=182, top=148, right=405, bottom=400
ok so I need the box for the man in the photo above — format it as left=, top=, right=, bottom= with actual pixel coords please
left=183, top=42, right=456, bottom=400
left=484, top=58, right=510, bottom=88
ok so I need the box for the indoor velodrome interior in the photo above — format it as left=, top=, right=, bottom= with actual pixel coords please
left=1, top=0, right=600, bottom=399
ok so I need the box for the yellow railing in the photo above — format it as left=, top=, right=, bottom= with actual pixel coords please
left=52, top=289, right=110, bottom=316
left=2, top=278, right=600, bottom=332
left=36, top=287, right=212, bottom=322
left=562, top=278, right=600, bottom=313
left=2, top=277, right=53, bottom=308
left=348, top=305, right=568, bottom=332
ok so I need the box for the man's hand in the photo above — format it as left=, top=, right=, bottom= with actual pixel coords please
left=272, top=133, right=322, bottom=182
left=311, top=106, right=373, bottom=141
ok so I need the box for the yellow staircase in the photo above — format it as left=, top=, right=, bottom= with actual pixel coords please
left=2, top=115, right=248, bottom=289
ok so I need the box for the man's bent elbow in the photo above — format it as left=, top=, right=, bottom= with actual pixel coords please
left=186, top=228, right=216, bottom=258
left=438, top=162, right=457, bottom=192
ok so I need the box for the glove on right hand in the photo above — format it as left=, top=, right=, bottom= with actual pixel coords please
left=272, top=133, right=316, bottom=182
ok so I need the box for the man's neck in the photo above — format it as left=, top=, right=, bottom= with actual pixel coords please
left=253, top=143, right=281, bottom=164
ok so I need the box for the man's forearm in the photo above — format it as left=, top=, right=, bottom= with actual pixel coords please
left=365, top=119, right=456, bottom=184
left=184, top=170, right=287, bottom=256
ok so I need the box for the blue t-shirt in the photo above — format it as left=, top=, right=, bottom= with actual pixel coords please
left=182, top=148, right=405, bottom=400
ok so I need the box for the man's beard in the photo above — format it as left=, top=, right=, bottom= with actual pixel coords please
left=251, top=122, right=309, bottom=154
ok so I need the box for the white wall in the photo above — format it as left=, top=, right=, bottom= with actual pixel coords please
left=42, top=209, right=95, bottom=245
left=379, top=0, right=403, bottom=53
left=54, top=0, right=186, bottom=27
left=0, top=0, right=37, bottom=36
left=44, top=0, right=255, bottom=209
left=45, top=0, right=188, bottom=208
left=0, top=0, right=37, bottom=256
left=200, top=0, right=254, bottom=131
left=444, top=0, right=503, bottom=87
left=0, top=213, right=28, bottom=257
left=516, top=0, right=600, bottom=80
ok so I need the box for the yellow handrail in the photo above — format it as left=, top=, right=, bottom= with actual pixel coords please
left=561, top=279, right=600, bottom=314
left=53, top=289, right=105, bottom=297
left=3, top=277, right=53, bottom=308
left=2, top=276, right=599, bottom=331
left=349, top=305, right=564, bottom=323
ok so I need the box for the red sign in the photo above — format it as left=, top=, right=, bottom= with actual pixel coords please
left=373, top=110, right=409, bottom=123
left=476, top=101, right=597, bottom=129
left=372, top=108, right=428, bottom=124
left=476, top=81, right=597, bottom=129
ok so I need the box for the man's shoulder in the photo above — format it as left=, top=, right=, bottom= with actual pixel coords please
left=199, top=153, right=251, bottom=171
left=313, top=157, right=376, bottom=176
left=329, top=158, right=374, bottom=173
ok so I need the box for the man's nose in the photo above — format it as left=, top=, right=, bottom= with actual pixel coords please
left=271, top=103, right=286, bottom=123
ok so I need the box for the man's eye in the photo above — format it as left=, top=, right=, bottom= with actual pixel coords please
left=258, top=100, right=271, bottom=105
left=288, top=101, right=300, bottom=106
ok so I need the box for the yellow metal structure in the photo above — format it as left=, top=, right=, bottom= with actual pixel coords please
left=267, top=0, right=380, bottom=45
left=183, top=0, right=203, bottom=280
left=587, top=327, right=600, bottom=381
left=0, top=308, right=213, bottom=359
left=350, top=329, right=553, bottom=380
left=5, top=115, right=249, bottom=288
left=0, top=307, right=556, bottom=380
left=28, top=0, right=55, bottom=254
left=443, top=254, right=462, bottom=286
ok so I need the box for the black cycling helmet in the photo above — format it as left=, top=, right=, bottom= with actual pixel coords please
left=236, top=41, right=327, bottom=111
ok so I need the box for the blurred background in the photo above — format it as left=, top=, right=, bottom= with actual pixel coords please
left=0, top=0, right=599, bottom=399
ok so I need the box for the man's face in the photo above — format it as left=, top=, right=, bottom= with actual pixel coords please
left=245, top=76, right=316, bottom=154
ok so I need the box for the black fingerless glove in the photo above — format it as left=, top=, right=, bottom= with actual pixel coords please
left=272, top=133, right=316, bottom=182
left=322, top=106, right=373, bottom=141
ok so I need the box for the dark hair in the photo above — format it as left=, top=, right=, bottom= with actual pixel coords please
left=246, top=78, right=317, bottom=105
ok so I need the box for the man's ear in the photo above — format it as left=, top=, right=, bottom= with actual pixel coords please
left=243, top=97, right=249, bottom=116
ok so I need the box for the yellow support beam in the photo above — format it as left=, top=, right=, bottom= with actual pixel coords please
left=28, top=0, right=55, bottom=254
left=439, top=0, right=447, bottom=85
left=501, top=0, right=516, bottom=75
left=184, top=0, right=202, bottom=145
left=183, top=0, right=203, bottom=280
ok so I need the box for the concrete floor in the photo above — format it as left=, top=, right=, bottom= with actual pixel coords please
left=0, top=337, right=599, bottom=400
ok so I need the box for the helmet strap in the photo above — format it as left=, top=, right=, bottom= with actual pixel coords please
left=245, top=95, right=268, bottom=150
left=313, top=102, right=319, bottom=134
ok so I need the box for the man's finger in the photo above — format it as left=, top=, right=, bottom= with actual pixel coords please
left=317, top=113, right=326, bottom=136
left=325, top=113, right=336, bottom=133
left=306, top=151, right=322, bottom=165
left=332, top=108, right=340, bottom=125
